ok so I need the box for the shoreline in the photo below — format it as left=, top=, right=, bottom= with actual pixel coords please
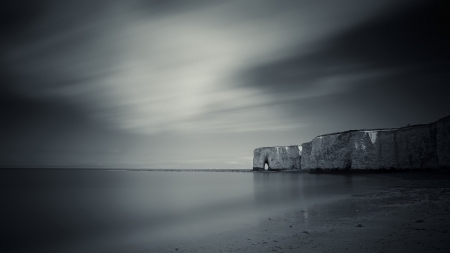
left=156, top=172, right=450, bottom=253
left=1, top=167, right=450, bottom=174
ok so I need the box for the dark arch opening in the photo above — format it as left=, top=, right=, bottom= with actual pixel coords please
left=264, top=156, right=269, bottom=171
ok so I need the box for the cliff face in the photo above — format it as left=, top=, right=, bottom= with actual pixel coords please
left=253, top=146, right=301, bottom=171
left=437, top=115, right=450, bottom=168
left=301, top=115, right=450, bottom=170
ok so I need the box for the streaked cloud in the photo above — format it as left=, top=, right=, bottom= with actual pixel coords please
left=3, top=0, right=415, bottom=135
left=2, top=0, right=448, bottom=168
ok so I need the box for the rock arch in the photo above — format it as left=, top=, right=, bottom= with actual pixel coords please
left=253, top=146, right=301, bottom=171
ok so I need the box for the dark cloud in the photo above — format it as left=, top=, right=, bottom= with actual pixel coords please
left=242, top=0, right=450, bottom=129
left=0, top=87, right=134, bottom=166
left=327, top=0, right=449, bottom=68
left=135, top=0, right=221, bottom=14
left=0, top=0, right=47, bottom=36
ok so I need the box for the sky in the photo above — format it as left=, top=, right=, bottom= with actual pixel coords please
left=1, top=0, right=449, bottom=169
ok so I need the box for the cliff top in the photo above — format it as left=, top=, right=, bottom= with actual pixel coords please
left=316, top=114, right=450, bottom=138
left=255, top=145, right=301, bottom=150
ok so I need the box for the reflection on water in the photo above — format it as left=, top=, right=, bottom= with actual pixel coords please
left=0, top=170, right=394, bottom=253
left=252, top=173, right=362, bottom=232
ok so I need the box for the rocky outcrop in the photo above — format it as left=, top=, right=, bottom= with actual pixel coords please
left=301, top=115, right=450, bottom=170
left=253, top=146, right=301, bottom=171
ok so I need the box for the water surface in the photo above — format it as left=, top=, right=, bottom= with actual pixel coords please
left=0, top=170, right=398, bottom=252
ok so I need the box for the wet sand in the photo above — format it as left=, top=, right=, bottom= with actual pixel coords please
left=163, top=172, right=450, bottom=253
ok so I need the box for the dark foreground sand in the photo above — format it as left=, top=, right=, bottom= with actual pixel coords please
left=161, top=172, right=450, bottom=253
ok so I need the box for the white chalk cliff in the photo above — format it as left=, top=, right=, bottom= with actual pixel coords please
left=253, top=115, right=450, bottom=171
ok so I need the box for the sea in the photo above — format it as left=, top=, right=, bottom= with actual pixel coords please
left=0, top=169, right=397, bottom=253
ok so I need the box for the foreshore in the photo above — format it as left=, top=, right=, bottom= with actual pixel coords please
left=161, top=171, right=450, bottom=253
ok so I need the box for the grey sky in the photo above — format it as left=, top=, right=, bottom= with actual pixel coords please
left=1, top=0, right=449, bottom=168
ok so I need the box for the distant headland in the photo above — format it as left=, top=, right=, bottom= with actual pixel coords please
left=253, top=115, right=450, bottom=171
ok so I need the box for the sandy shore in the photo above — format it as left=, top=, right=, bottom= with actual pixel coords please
left=162, top=172, right=450, bottom=253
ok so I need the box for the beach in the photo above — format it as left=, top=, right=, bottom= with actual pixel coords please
left=156, top=172, right=450, bottom=253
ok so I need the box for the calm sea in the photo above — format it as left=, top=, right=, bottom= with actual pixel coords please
left=0, top=169, right=395, bottom=253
